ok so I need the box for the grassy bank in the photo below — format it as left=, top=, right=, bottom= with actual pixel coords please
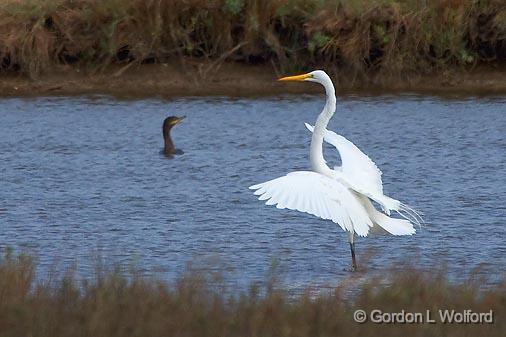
left=0, top=252, right=505, bottom=336
left=0, top=0, right=505, bottom=85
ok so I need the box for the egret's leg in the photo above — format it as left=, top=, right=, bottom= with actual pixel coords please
left=349, top=242, right=357, bottom=271
left=347, top=231, right=358, bottom=271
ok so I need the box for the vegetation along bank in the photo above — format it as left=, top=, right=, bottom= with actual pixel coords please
left=1, top=0, right=505, bottom=95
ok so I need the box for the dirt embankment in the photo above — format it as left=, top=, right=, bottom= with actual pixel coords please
left=1, top=0, right=506, bottom=97
left=1, top=61, right=506, bottom=98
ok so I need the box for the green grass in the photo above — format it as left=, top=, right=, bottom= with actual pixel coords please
left=0, top=0, right=505, bottom=82
left=0, top=251, right=505, bottom=336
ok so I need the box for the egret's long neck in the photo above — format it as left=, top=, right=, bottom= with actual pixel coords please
left=310, top=80, right=336, bottom=174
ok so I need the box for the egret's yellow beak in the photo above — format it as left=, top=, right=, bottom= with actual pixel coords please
left=277, top=73, right=312, bottom=81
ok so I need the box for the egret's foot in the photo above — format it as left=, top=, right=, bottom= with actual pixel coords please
left=343, top=265, right=358, bottom=272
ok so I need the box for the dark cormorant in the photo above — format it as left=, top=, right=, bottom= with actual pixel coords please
left=162, top=116, right=185, bottom=156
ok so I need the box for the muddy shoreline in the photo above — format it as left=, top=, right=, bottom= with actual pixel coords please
left=2, top=63, right=506, bottom=99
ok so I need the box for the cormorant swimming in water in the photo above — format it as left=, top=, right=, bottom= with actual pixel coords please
left=162, top=116, right=185, bottom=156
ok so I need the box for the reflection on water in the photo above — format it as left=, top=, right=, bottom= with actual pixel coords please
left=0, top=94, right=505, bottom=288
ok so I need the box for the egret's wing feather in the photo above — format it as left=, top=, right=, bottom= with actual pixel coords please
left=305, top=123, right=398, bottom=213
left=305, top=123, right=383, bottom=195
left=305, top=123, right=423, bottom=224
left=250, top=171, right=373, bottom=236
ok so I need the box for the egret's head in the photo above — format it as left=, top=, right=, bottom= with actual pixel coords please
left=277, top=70, right=330, bottom=84
left=163, top=116, right=185, bottom=133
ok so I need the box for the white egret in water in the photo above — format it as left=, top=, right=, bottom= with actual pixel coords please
left=249, top=70, right=421, bottom=271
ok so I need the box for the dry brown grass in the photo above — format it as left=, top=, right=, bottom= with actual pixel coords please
left=0, top=251, right=505, bottom=337
left=0, top=0, right=505, bottom=82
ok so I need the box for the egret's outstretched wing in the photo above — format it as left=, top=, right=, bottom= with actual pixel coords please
left=249, top=171, right=373, bottom=236
left=305, top=123, right=383, bottom=194
left=306, top=123, right=398, bottom=213
left=305, top=123, right=423, bottom=225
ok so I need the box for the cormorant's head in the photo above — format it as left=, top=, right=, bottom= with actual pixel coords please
left=163, top=116, right=185, bottom=133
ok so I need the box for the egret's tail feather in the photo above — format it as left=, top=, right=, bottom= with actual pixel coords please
left=375, top=213, right=416, bottom=235
left=375, top=196, right=423, bottom=229
left=397, top=203, right=424, bottom=229
left=360, top=196, right=416, bottom=235
left=379, top=196, right=401, bottom=215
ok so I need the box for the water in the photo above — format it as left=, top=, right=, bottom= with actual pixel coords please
left=1, top=94, right=505, bottom=288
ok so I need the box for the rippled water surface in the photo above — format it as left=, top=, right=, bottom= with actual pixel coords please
left=1, top=94, right=505, bottom=287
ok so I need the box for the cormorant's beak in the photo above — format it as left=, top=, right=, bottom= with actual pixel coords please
left=174, top=116, right=186, bottom=125
left=278, top=73, right=312, bottom=81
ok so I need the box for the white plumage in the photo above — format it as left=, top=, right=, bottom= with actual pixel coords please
left=305, top=123, right=384, bottom=196
left=304, top=123, right=418, bottom=219
left=249, top=70, right=421, bottom=270
left=250, top=171, right=373, bottom=236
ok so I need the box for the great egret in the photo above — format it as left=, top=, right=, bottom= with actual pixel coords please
left=162, top=116, right=185, bottom=156
left=249, top=70, right=421, bottom=271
